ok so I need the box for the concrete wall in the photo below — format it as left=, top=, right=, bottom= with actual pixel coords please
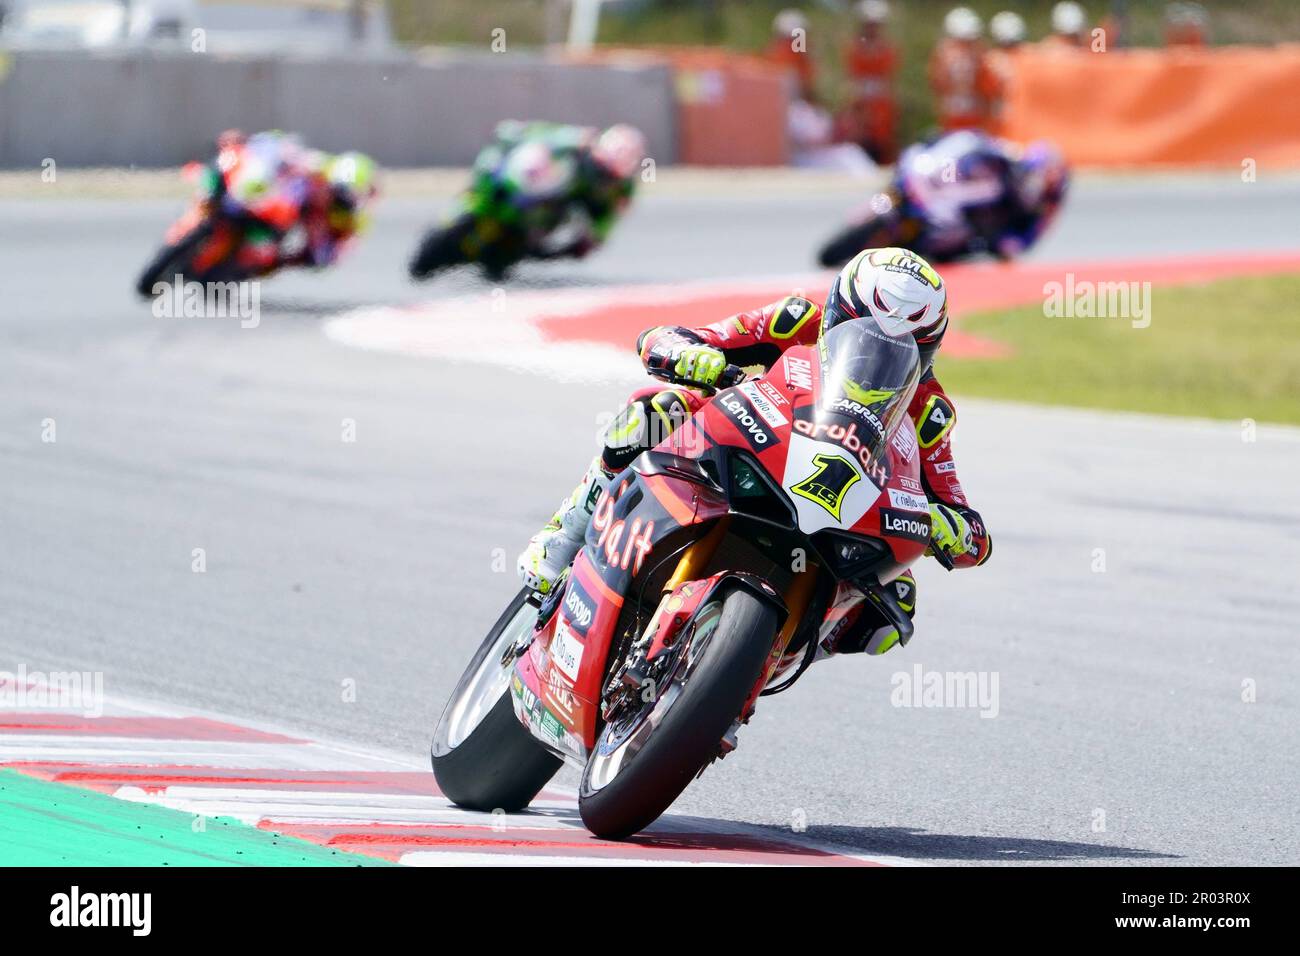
left=0, top=48, right=678, bottom=168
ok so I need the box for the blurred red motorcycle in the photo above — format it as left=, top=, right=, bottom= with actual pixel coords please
left=136, top=143, right=306, bottom=297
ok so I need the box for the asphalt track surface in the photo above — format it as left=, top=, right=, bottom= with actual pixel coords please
left=2, top=174, right=1298, bottom=865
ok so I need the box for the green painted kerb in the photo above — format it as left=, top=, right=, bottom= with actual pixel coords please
left=0, top=769, right=392, bottom=866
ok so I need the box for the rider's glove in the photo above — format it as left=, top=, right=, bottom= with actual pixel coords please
left=672, top=345, right=727, bottom=388
left=928, top=502, right=974, bottom=559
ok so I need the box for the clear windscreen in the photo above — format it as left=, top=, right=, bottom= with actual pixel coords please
left=817, top=321, right=921, bottom=467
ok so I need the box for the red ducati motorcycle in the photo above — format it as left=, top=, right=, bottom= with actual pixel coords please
left=432, top=322, right=941, bottom=839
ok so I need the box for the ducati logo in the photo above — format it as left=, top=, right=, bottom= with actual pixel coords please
left=791, top=453, right=861, bottom=523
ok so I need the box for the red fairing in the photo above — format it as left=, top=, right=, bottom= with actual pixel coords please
left=644, top=576, right=725, bottom=664
left=525, top=552, right=618, bottom=752
left=528, top=470, right=731, bottom=753
left=164, top=202, right=209, bottom=246
left=683, top=345, right=930, bottom=572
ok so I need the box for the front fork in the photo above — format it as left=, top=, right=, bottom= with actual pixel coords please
left=600, top=518, right=733, bottom=715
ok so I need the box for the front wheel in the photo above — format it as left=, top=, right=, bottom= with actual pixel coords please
left=409, top=214, right=476, bottom=279
left=431, top=590, right=562, bottom=812
left=135, top=222, right=214, bottom=297
left=578, top=587, right=779, bottom=840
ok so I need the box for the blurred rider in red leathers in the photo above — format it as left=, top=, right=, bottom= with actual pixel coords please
left=518, top=248, right=992, bottom=656
left=929, top=7, right=998, bottom=132
left=766, top=8, right=819, bottom=104
left=202, top=130, right=376, bottom=274
left=284, top=150, right=378, bottom=270
left=984, top=11, right=1026, bottom=136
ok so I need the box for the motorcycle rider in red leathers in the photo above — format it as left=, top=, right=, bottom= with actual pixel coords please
left=518, top=248, right=991, bottom=655
left=202, top=130, right=376, bottom=275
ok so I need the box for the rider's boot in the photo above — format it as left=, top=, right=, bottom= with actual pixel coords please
left=820, top=571, right=918, bottom=657
left=517, top=456, right=609, bottom=595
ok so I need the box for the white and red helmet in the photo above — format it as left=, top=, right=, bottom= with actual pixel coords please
left=1051, top=1, right=1087, bottom=37
left=773, top=8, right=809, bottom=37
left=856, top=0, right=890, bottom=24
left=822, top=247, right=949, bottom=373
left=990, top=10, right=1026, bottom=46
left=592, top=124, right=646, bottom=181
left=943, top=6, right=983, bottom=40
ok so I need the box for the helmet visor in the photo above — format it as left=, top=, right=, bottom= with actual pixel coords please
left=817, top=322, right=921, bottom=469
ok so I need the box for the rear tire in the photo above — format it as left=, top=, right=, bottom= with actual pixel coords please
left=578, top=587, right=778, bottom=839
left=434, top=693, right=562, bottom=812
left=431, top=590, right=562, bottom=812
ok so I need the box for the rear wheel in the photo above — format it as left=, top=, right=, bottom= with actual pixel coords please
left=578, top=587, right=779, bottom=839
left=431, top=590, right=562, bottom=811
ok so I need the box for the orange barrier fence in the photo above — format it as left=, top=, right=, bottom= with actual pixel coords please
left=564, top=47, right=790, bottom=166
left=1000, top=44, right=1300, bottom=168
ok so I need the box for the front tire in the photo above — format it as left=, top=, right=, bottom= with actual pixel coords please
left=578, top=587, right=779, bottom=839
left=409, top=214, right=476, bottom=279
left=135, top=222, right=213, bottom=297
left=816, top=214, right=900, bottom=268
left=431, top=590, right=562, bottom=812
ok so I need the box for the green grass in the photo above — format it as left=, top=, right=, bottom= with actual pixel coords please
left=388, top=1, right=1300, bottom=146
left=0, top=769, right=391, bottom=866
left=936, top=273, right=1300, bottom=424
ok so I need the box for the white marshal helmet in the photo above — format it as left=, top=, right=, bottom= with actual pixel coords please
left=1167, top=2, right=1208, bottom=28
left=822, top=248, right=950, bottom=373
left=1051, top=1, right=1087, bottom=36
left=856, top=0, right=890, bottom=24
left=592, top=124, right=646, bottom=181
left=773, top=8, right=808, bottom=36
left=990, top=11, right=1026, bottom=46
left=943, top=6, right=983, bottom=41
